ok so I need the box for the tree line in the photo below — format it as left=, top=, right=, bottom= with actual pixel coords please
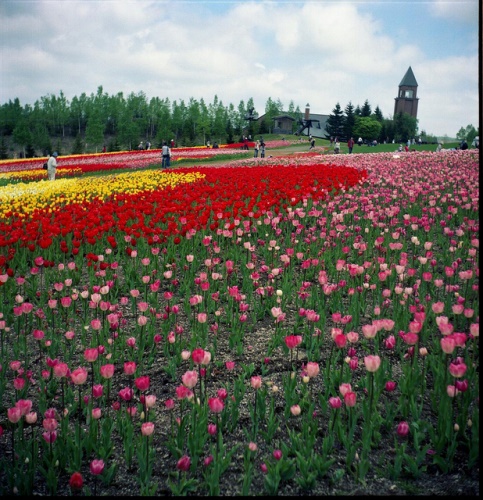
left=0, top=86, right=437, bottom=158
left=324, top=99, right=424, bottom=144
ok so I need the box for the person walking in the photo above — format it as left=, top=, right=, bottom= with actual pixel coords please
left=334, top=140, right=340, bottom=154
left=47, top=151, right=58, bottom=180
left=347, top=137, right=355, bottom=154
left=309, top=137, right=315, bottom=149
left=161, top=141, right=171, bottom=168
left=260, top=140, right=266, bottom=158
left=254, top=140, right=260, bottom=158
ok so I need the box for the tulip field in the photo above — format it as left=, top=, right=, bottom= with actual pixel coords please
left=0, top=143, right=479, bottom=495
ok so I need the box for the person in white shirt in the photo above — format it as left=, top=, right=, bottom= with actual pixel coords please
left=47, top=152, right=58, bottom=180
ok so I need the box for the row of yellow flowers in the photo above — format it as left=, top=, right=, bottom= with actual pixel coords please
left=0, top=169, right=205, bottom=219
left=0, top=168, right=83, bottom=182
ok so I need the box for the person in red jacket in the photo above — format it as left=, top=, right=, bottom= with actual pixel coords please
left=347, top=137, right=355, bottom=154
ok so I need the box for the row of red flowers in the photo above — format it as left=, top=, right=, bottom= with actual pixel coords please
left=0, top=164, right=366, bottom=273
left=0, top=142, right=257, bottom=174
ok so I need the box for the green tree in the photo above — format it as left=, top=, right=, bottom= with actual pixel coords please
left=325, top=103, right=345, bottom=139
left=85, top=108, right=105, bottom=152
left=360, top=99, right=372, bottom=117
left=379, top=119, right=396, bottom=143
left=264, top=97, right=283, bottom=134
left=13, top=118, right=32, bottom=156
left=0, top=98, right=23, bottom=136
left=71, top=133, right=84, bottom=155
left=69, top=93, right=88, bottom=136
left=373, top=105, right=384, bottom=122
left=456, top=124, right=477, bottom=143
left=352, top=116, right=382, bottom=142
left=197, top=98, right=211, bottom=146
left=393, top=112, right=418, bottom=142
left=344, top=101, right=356, bottom=140
left=0, top=136, right=8, bottom=159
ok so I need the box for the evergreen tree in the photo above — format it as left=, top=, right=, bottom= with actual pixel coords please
left=344, top=101, right=356, bottom=139
left=373, top=105, right=384, bottom=122
left=360, top=99, right=372, bottom=117
left=325, top=103, right=346, bottom=139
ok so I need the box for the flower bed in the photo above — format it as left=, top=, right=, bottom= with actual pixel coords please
left=0, top=150, right=479, bottom=496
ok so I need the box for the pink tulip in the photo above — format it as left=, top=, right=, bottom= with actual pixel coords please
left=250, top=375, right=262, bottom=390
left=84, top=348, right=98, bottom=363
left=71, top=367, right=88, bottom=385
left=344, top=391, right=357, bottom=407
left=177, top=455, right=191, bottom=472
left=385, top=381, right=397, bottom=392
left=449, top=362, right=467, bottom=378
left=208, top=397, right=224, bottom=413
left=42, top=431, right=58, bottom=443
left=191, top=348, right=205, bottom=364
left=92, top=408, right=102, bottom=420
left=53, top=362, right=69, bottom=378
left=141, top=422, right=155, bottom=436
left=396, top=421, right=409, bottom=437
left=13, top=377, right=26, bottom=390
left=145, top=395, right=157, bottom=408
left=25, top=412, right=38, bottom=424
left=7, top=406, right=22, bottom=423
left=431, top=302, right=445, bottom=314
left=364, top=355, right=381, bottom=372
left=284, top=335, right=302, bottom=349
left=135, top=375, right=150, bottom=392
left=123, top=361, right=137, bottom=375
left=182, top=370, right=198, bottom=389
left=118, top=387, right=133, bottom=401
left=339, top=383, right=352, bottom=396
left=15, top=399, right=32, bottom=416
left=305, top=362, right=320, bottom=378
left=92, top=384, right=103, bottom=398
left=176, top=385, right=193, bottom=400
left=100, top=364, right=115, bottom=379
left=225, top=361, right=236, bottom=371
left=328, top=396, right=342, bottom=409
left=440, top=337, right=456, bottom=354
left=90, top=459, right=105, bottom=475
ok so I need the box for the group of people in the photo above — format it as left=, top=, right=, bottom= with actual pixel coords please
left=137, top=141, right=151, bottom=150
left=253, top=138, right=266, bottom=158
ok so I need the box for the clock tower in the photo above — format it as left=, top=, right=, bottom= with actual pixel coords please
left=394, top=66, right=419, bottom=119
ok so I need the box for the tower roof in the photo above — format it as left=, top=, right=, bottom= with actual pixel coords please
left=399, top=66, right=418, bottom=87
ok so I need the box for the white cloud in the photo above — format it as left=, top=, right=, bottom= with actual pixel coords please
left=430, top=0, right=479, bottom=23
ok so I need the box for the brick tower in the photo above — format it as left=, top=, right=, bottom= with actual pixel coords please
left=394, top=66, right=419, bottom=119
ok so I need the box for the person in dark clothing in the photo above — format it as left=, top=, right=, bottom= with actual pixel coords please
left=161, top=141, right=171, bottom=168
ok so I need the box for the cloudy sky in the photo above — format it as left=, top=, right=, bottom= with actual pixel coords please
left=0, top=0, right=479, bottom=138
